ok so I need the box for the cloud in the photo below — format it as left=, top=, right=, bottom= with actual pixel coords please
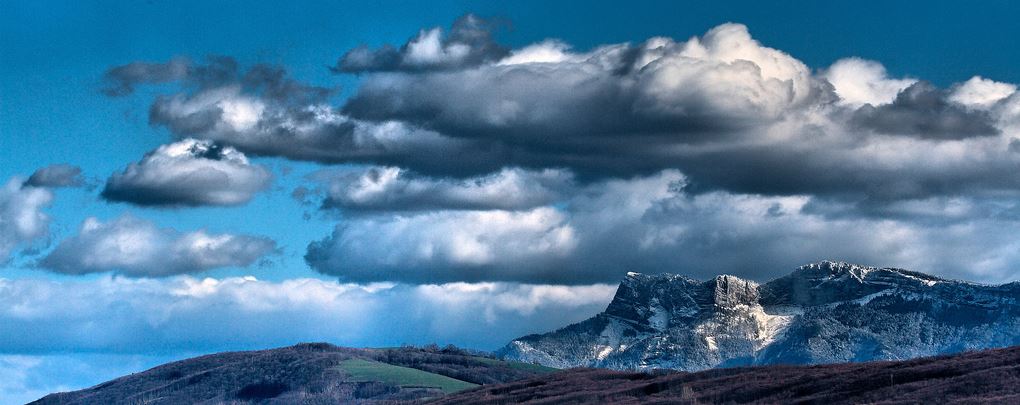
left=307, top=170, right=1020, bottom=285
left=344, top=23, right=831, bottom=144
left=850, top=81, right=1000, bottom=139
left=103, top=56, right=331, bottom=103
left=101, top=57, right=191, bottom=96
left=0, top=276, right=615, bottom=354
left=316, top=166, right=573, bottom=212
left=38, top=215, right=276, bottom=277
left=101, top=138, right=272, bottom=207
left=105, top=21, right=1020, bottom=204
left=822, top=57, right=915, bottom=106
left=0, top=178, right=53, bottom=262
left=113, top=58, right=502, bottom=176
left=24, top=164, right=83, bottom=188
left=306, top=207, right=577, bottom=283
left=332, top=14, right=509, bottom=73
left=949, top=76, right=1017, bottom=109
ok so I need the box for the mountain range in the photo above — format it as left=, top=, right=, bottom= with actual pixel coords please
left=499, top=260, right=1020, bottom=370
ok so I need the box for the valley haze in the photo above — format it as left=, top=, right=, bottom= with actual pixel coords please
left=3, top=1, right=1020, bottom=403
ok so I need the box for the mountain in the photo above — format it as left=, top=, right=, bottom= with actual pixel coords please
left=499, top=260, right=1020, bottom=370
left=31, top=343, right=555, bottom=404
left=439, top=344, right=1020, bottom=404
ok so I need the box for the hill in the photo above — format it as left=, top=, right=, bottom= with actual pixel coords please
left=31, top=343, right=556, bottom=404
left=500, top=261, right=1020, bottom=370
left=438, top=344, right=1020, bottom=404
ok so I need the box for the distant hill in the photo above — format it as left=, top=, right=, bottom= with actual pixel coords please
left=501, top=261, right=1020, bottom=370
left=439, top=344, right=1020, bottom=404
left=31, top=343, right=556, bottom=404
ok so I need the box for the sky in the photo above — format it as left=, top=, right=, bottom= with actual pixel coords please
left=3, top=0, right=1020, bottom=402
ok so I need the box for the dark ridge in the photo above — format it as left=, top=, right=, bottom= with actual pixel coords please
left=30, top=343, right=555, bottom=404
left=436, top=345, right=1020, bottom=404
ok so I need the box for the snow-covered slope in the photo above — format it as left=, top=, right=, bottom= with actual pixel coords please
left=498, top=261, right=1020, bottom=371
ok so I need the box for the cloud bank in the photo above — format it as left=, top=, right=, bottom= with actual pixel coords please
left=307, top=170, right=1020, bottom=284
left=38, top=215, right=276, bottom=277
left=0, top=276, right=615, bottom=354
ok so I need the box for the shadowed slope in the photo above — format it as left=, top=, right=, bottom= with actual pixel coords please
left=31, top=343, right=555, bottom=404
left=437, top=345, right=1020, bottom=404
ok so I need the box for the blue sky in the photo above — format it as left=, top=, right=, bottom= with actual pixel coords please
left=3, top=1, right=1020, bottom=402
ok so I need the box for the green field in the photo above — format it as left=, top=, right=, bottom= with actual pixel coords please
left=336, top=359, right=478, bottom=394
left=470, top=356, right=559, bottom=373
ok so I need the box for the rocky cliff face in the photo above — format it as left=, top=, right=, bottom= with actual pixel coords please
left=499, top=261, right=1020, bottom=371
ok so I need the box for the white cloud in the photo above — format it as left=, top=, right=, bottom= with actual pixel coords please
left=0, top=276, right=615, bottom=353
left=39, top=215, right=276, bottom=277
left=319, top=166, right=573, bottom=211
left=0, top=178, right=53, bottom=262
left=950, top=76, right=1017, bottom=109
left=823, top=57, right=916, bottom=106
left=307, top=207, right=577, bottom=283
left=102, top=138, right=272, bottom=207
left=497, top=40, right=574, bottom=65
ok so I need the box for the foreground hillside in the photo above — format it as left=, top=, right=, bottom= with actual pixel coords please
left=439, top=345, right=1020, bottom=404
left=31, top=343, right=555, bottom=404
left=502, top=261, right=1020, bottom=370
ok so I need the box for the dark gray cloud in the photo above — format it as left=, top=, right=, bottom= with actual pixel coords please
left=104, top=56, right=333, bottom=103
left=850, top=82, right=999, bottom=139
left=102, top=139, right=272, bottom=207
left=102, top=58, right=191, bottom=96
left=39, top=214, right=276, bottom=277
left=315, top=166, right=573, bottom=212
left=332, top=14, right=509, bottom=73
left=24, top=164, right=83, bottom=188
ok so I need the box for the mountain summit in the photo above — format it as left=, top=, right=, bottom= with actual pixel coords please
left=499, top=261, right=1020, bottom=370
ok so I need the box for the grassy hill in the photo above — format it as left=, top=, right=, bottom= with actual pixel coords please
left=31, top=343, right=555, bottom=404
left=336, top=359, right=478, bottom=394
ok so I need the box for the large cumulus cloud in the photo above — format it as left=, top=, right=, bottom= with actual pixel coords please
left=102, top=138, right=272, bottom=207
left=344, top=23, right=830, bottom=142
left=38, top=215, right=276, bottom=277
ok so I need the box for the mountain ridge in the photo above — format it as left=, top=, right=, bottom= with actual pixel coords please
left=499, top=260, right=1020, bottom=370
